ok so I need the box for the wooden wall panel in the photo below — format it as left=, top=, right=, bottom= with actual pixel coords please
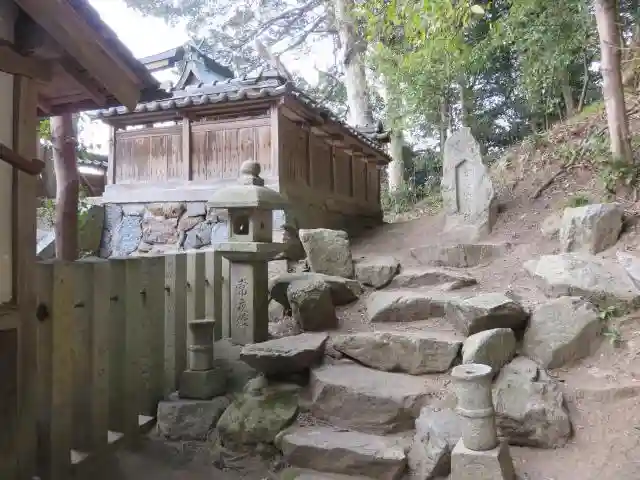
left=309, top=133, right=332, bottom=193
left=352, top=157, right=367, bottom=201
left=256, top=125, right=273, bottom=176
left=333, top=149, right=352, bottom=197
left=279, top=115, right=308, bottom=185
left=367, top=163, right=379, bottom=205
left=115, top=127, right=182, bottom=184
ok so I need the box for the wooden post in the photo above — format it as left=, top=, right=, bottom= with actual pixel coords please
left=182, top=117, right=192, bottom=181
left=164, top=253, right=187, bottom=394
left=14, top=74, right=39, bottom=479
left=107, top=126, right=117, bottom=185
left=270, top=105, right=281, bottom=181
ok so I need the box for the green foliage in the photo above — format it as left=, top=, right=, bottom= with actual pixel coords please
left=566, top=194, right=591, bottom=208
left=380, top=182, right=441, bottom=219
left=37, top=185, right=92, bottom=231
left=598, top=155, right=640, bottom=192
left=599, top=305, right=623, bottom=347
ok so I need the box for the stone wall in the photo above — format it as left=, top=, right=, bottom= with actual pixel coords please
left=100, top=201, right=286, bottom=257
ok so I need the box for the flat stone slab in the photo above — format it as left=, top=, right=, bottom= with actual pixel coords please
left=410, top=243, right=511, bottom=268
left=524, top=253, right=640, bottom=310
left=299, top=228, right=354, bottom=278
left=388, top=267, right=477, bottom=290
left=366, top=290, right=457, bottom=323
left=332, top=331, right=462, bottom=374
left=240, top=333, right=328, bottom=375
left=310, top=363, right=438, bottom=434
left=276, top=425, right=407, bottom=480
left=279, top=469, right=372, bottom=480
left=444, top=293, right=529, bottom=336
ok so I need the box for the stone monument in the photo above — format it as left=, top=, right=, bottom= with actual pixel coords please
left=441, top=127, right=497, bottom=240
left=208, top=160, right=288, bottom=345
left=450, top=363, right=515, bottom=480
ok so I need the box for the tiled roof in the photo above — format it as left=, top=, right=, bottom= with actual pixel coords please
left=94, top=70, right=389, bottom=156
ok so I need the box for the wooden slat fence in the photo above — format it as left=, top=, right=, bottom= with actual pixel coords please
left=34, top=250, right=225, bottom=480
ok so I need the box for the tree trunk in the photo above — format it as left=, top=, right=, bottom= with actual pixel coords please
left=333, top=0, right=375, bottom=127
left=594, top=0, right=633, bottom=163
left=387, top=129, right=405, bottom=191
left=560, top=70, right=576, bottom=117
left=459, top=80, right=473, bottom=131
left=439, top=93, right=450, bottom=156
left=51, top=113, right=79, bottom=260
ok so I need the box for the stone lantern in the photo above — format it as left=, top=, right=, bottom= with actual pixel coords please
left=208, top=160, right=288, bottom=345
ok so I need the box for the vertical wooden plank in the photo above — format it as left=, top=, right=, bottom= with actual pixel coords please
left=71, top=261, right=92, bottom=453
left=13, top=75, right=39, bottom=480
left=270, top=105, right=281, bottom=187
left=186, top=252, right=206, bottom=322
left=35, top=262, right=53, bottom=478
left=143, top=256, right=166, bottom=415
left=107, top=126, right=117, bottom=185
left=107, top=259, right=126, bottom=434
left=46, top=262, right=75, bottom=480
left=164, top=254, right=187, bottom=394
left=89, top=260, right=110, bottom=451
left=182, top=117, right=192, bottom=181
left=124, top=259, right=144, bottom=440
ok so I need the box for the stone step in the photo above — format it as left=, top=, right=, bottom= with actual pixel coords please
left=331, top=330, right=462, bottom=374
left=310, top=363, right=444, bottom=434
left=276, top=426, right=409, bottom=480
left=279, top=468, right=374, bottom=480
left=366, top=290, right=458, bottom=323
left=409, top=243, right=512, bottom=268
left=388, top=267, right=476, bottom=290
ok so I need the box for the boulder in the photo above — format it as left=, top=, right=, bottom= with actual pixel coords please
left=522, top=297, right=602, bottom=369
left=408, top=407, right=461, bottom=480
left=462, top=328, right=516, bottom=374
left=354, top=256, right=400, bottom=288
left=366, top=290, right=455, bottom=323
left=299, top=228, right=354, bottom=278
left=276, top=425, right=408, bottom=480
left=389, top=267, right=476, bottom=290
left=287, top=279, right=338, bottom=331
left=524, top=253, right=640, bottom=309
left=332, top=331, right=462, bottom=374
left=616, top=251, right=640, bottom=290
left=410, top=243, right=511, bottom=268
left=216, top=380, right=300, bottom=447
left=240, top=333, right=328, bottom=375
left=444, top=293, right=529, bottom=336
left=156, top=393, right=229, bottom=441
left=560, top=203, right=623, bottom=254
left=270, top=273, right=362, bottom=309
left=492, top=357, right=571, bottom=448
left=310, top=363, right=436, bottom=434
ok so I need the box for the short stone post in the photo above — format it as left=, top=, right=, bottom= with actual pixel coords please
left=450, top=363, right=516, bottom=480
left=208, top=160, right=288, bottom=345
left=179, top=318, right=225, bottom=399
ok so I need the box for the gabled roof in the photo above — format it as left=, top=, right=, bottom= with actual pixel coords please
left=13, top=0, right=169, bottom=115
left=95, top=69, right=391, bottom=159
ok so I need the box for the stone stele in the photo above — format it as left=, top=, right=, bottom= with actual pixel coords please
left=441, top=127, right=498, bottom=239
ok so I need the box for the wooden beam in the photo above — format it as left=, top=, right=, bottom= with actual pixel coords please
left=58, top=55, right=108, bottom=106
left=0, top=40, right=51, bottom=81
left=15, top=0, right=142, bottom=109
left=0, top=143, right=44, bottom=176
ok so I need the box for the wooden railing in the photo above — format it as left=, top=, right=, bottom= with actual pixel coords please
left=34, top=251, right=228, bottom=480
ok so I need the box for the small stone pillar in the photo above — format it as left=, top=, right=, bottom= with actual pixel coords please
left=450, top=364, right=516, bottom=480
left=208, top=160, right=288, bottom=345
left=179, top=318, right=226, bottom=399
